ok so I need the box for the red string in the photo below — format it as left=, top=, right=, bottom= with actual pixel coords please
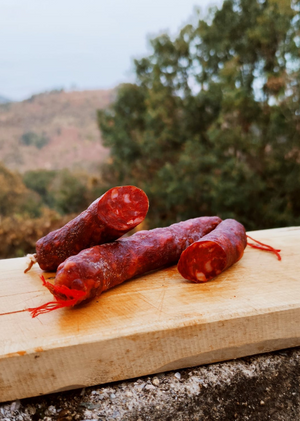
left=247, top=235, right=282, bottom=261
left=28, top=276, right=86, bottom=318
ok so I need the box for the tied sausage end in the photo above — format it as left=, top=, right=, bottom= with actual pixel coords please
left=28, top=276, right=87, bottom=317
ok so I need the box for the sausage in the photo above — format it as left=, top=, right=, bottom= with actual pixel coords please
left=29, top=216, right=222, bottom=316
left=177, top=219, right=247, bottom=283
left=25, top=185, right=149, bottom=272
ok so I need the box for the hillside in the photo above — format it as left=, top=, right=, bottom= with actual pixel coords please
left=0, top=95, right=11, bottom=104
left=0, top=89, right=114, bottom=174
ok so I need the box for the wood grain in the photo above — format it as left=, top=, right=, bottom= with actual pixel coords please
left=1, top=227, right=299, bottom=402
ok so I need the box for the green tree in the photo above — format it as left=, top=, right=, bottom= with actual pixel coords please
left=48, top=169, right=91, bottom=215
left=23, top=169, right=99, bottom=215
left=0, top=162, right=42, bottom=217
left=23, top=169, right=57, bottom=207
left=20, top=131, right=49, bottom=149
left=98, top=0, right=300, bottom=230
left=0, top=164, right=104, bottom=258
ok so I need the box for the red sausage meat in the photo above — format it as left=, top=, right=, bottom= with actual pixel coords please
left=26, top=185, right=149, bottom=272
left=177, top=219, right=247, bottom=283
left=29, top=216, right=221, bottom=316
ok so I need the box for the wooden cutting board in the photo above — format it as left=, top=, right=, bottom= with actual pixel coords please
left=1, top=227, right=300, bottom=402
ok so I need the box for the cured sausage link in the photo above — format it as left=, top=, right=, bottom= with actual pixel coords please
left=30, top=185, right=149, bottom=272
left=177, top=219, right=247, bottom=283
left=29, top=216, right=221, bottom=316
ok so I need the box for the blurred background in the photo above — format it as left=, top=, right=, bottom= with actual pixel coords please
left=0, top=0, right=299, bottom=258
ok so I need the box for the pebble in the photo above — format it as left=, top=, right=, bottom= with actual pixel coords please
left=26, top=406, right=36, bottom=416
left=10, top=400, right=21, bottom=411
left=84, top=409, right=94, bottom=419
left=175, top=372, right=181, bottom=380
left=152, top=377, right=160, bottom=386
left=145, top=384, right=156, bottom=391
left=47, top=405, right=56, bottom=415
left=135, top=383, right=145, bottom=392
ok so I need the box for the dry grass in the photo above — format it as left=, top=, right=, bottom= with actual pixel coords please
left=0, top=89, right=114, bottom=174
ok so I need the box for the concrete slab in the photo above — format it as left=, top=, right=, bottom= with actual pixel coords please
left=1, top=347, right=300, bottom=420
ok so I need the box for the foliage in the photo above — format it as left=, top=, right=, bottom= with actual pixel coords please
left=98, top=0, right=300, bottom=230
left=0, top=164, right=104, bottom=258
left=23, top=169, right=99, bottom=215
left=0, top=162, right=42, bottom=218
left=20, top=131, right=50, bottom=149
left=47, top=169, right=91, bottom=215
left=0, top=209, right=73, bottom=258
left=23, top=169, right=57, bottom=207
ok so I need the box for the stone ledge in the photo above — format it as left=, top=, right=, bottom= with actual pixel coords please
left=1, top=347, right=300, bottom=421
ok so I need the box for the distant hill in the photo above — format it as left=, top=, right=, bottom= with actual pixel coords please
left=0, top=89, right=114, bottom=173
left=0, top=95, right=11, bottom=104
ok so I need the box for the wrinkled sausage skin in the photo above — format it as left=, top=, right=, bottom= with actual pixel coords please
left=35, top=185, right=149, bottom=271
left=53, top=216, right=222, bottom=304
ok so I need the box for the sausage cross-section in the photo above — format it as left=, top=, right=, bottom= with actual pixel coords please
left=177, top=218, right=247, bottom=283
left=29, top=216, right=222, bottom=316
left=25, top=185, right=149, bottom=272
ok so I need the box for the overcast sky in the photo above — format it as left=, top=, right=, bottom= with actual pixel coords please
left=0, top=0, right=223, bottom=101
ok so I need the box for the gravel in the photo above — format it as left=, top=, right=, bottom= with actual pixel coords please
left=1, top=347, right=300, bottom=421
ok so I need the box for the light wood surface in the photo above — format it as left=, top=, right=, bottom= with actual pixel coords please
left=1, top=227, right=300, bottom=402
